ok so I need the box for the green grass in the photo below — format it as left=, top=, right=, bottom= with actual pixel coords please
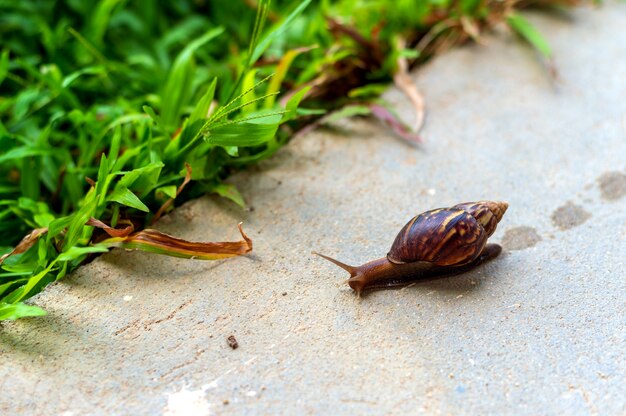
left=0, top=0, right=582, bottom=320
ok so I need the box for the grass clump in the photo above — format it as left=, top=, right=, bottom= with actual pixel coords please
left=0, top=0, right=582, bottom=319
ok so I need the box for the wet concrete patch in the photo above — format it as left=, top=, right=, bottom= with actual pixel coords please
left=551, top=202, right=591, bottom=230
left=597, top=171, right=626, bottom=201
left=501, top=226, right=542, bottom=250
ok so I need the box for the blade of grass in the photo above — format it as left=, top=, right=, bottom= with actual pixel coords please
left=0, top=302, right=47, bottom=320
left=151, top=163, right=192, bottom=224
left=507, top=13, right=552, bottom=58
left=240, top=70, right=258, bottom=115
left=107, top=186, right=150, bottom=212
left=211, top=183, right=246, bottom=208
left=264, top=46, right=317, bottom=108
left=250, top=0, right=313, bottom=64
left=161, top=27, right=224, bottom=130
left=189, top=78, right=217, bottom=124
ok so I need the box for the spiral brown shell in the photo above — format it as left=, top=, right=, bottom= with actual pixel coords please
left=387, top=201, right=508, bottom=267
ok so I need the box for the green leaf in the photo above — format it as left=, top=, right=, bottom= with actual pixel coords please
left=161, top=27, right=224, bottom=130
left=265, top=47, right=315, bottom=108
left=240, top=70, right=258, bottom=115
left=189, top=78, right=217, bottom=124
left=118, top=162, right=164, bottom=195
left=143, top=105, right=166, bottom=131
left=156, top=185, right=177, bottom=199
left=0, top=279, right=29, bottom=298
left=223, top=146, right=239, bottom=157
left=0, top=302, right=47, bottom=320
left=212, top=183, right=245, bottom=208
left=0, top=185, right=19, bottom=194
left=21, top=156, right=41, bottom=200
left=95, top=153, right=109, bottom=198
left=0, top=147, right=52, bottom=164
left=251, top=0, right=312, bottom=64
left=348, top=83, right=389, bottom=99
left=0, top=49, right=9, bottom=86
left=63, top=190, right=97, bottom=250
left=281, top=86, right=310, bottom=123
left=61, top=66, right=106, bottom=88
left=108, top=124, right=122, bottom=164
left=245, top=0, right=271, bottom=69
left=4, top=262, right=56, bottom=304
left=507, top=13, right=552, bottom=58
left=210, top=73, right=275, bottom=123
left=88, top=0, right=124, bottom=48
left=57, top=245, right=109, bottom=262
left=207, top=121, right=279, bottom=147
left=398, top=49, right=420, bottom=59
left=34, top=213, right=55, bottom=228
left=47, top=215, right=73, bottom=241
left=107, top=185, right=150, bottom=212
left=324, top=105, right=372, bottom=124
left=296, top=108, right=326, bottom=116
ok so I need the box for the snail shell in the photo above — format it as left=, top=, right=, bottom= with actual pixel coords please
left=387, top=201, right=508, bottom=266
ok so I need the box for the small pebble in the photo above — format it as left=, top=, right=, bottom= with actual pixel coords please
left=227, top=335, right=239, bottom=349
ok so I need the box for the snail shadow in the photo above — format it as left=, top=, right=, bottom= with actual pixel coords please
left=359, top=263, right=503, bottom=298
left=403, top=270, right=492, bottom=295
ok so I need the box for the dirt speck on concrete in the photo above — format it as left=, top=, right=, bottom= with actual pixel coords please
left=227, top=335, right=239, bottom=349
left=501, top=226, right=542, bottom=250
left=597, top=171, right=626, bottom=201
left=551, top=202, right=591, bottom=230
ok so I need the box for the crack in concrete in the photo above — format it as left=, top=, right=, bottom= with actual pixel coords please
left=114, top=300, right=192, bottom=336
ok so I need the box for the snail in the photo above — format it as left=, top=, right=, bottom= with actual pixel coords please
left=314, top=201, right=508, bottom=295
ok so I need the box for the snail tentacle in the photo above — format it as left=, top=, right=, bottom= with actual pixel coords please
left=312, top=252, right=357, bottom=277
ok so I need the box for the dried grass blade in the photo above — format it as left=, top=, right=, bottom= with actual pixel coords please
left=393, top=37, right=425, bottom=135
left=86, top=218, right=134, bottom=237
left=101, top=223, right=252, bottom=260
left=0, top=228, right=48, bottom=265
left=369, top=104, right=423, bottom=144
left=460, top=16, right=483, bottom=44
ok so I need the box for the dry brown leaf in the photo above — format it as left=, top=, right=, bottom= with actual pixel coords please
left=369, top=104, right=423, bottom=144
left=393, top=37, right=425, bottom=135
left=100, top=222, right=253, bottom=260
left=87, top=218, right=135, bottom=238
left=460, top=16, right=484, bottom=44
left=0, top=228, right=48, bottom=265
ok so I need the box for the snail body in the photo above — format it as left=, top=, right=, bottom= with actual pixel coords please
left=314, top=201, right=508, bottom=295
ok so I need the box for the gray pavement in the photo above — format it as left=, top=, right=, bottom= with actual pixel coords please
left=1, top=3, right=625, bottom=415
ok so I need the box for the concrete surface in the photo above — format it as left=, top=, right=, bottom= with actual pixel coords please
left=2, top=4, right=626, bottom=415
